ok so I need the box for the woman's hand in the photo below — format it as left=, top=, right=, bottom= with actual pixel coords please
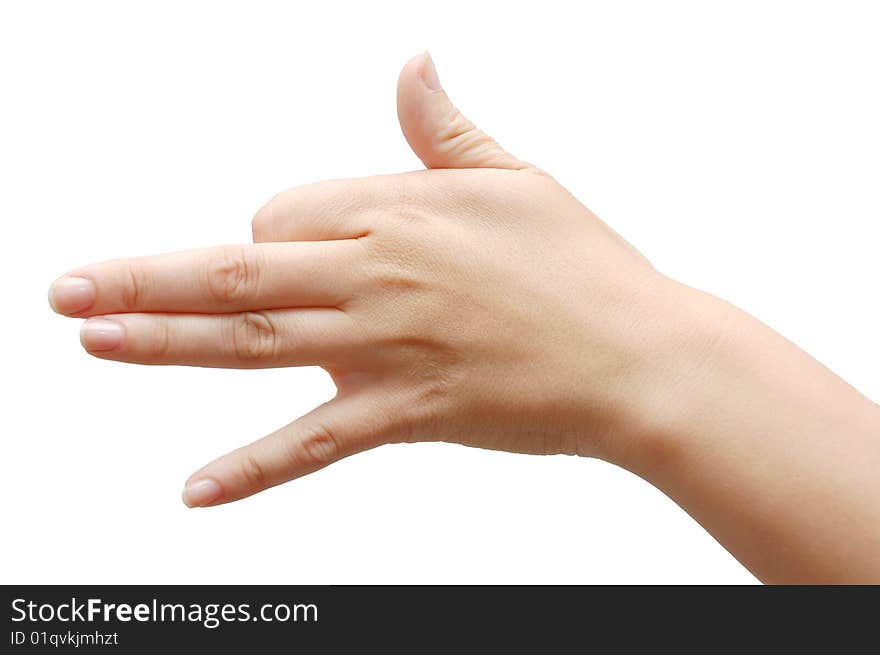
left=49, top=53, right=695, bottom=505
left=49, top=53, right=880, bottom=582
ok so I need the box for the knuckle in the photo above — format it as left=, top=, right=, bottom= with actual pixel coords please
left=436, top=106, right=475, bottom=143
left=121, top=265, right=147, bottom=310
left=296, top=422, right=340, bottom=467
left=436, top=108, right=498, bottom=161
left=239, top=453, right=268, bottom=490
left=150, top=316, right=172, bottom=359
left=383, top=346, right=462, bottom=442
left=205, top=246, right=259, bottom=305
left=231, top=311, right=278, bottom=363
left=373, top=260, right=426, bottom=293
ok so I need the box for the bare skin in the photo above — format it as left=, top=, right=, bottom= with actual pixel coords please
left=49, top=53, right=880, bottom=583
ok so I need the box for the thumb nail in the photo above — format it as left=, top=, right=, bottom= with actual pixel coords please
left=421, top=51, right=442, bottom=91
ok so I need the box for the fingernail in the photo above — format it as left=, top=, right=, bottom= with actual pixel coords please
left=421, top=51, right=441, bottom=91
left=49, top=276, right=96, bottom=314
left=182, top=478, right=222, bottom=508
left=80, top=318, right=124, bottom=351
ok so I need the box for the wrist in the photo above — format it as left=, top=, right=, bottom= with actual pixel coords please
left=598, top=279, right=880, bottom=582
left=590, top=278, right=745, bottom=471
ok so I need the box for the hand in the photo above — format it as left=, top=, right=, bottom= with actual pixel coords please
left=49, top=53, right=691, bottom=506
left=49, top=53, right=880, bottom=582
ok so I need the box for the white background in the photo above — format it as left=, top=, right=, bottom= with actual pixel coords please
left=2, top=1, right=877, bottom=584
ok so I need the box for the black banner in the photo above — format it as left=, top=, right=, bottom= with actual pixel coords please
left=1, top=586, right=876, bottom=651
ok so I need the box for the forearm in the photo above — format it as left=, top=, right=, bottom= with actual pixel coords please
left=610, top=281, right=880, bottom=583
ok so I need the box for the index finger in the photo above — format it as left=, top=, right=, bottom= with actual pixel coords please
left=49, top=240, right=363, bottom=317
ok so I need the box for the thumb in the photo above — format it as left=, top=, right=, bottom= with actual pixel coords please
left=397, top=52, right=530, bottom=171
